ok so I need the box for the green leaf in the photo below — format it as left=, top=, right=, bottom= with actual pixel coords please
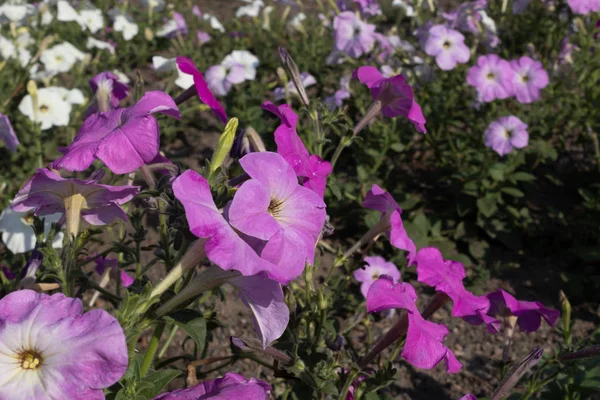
left=164, top=309, right=207, bottom=355
left=511, top=172, right=536, bottom=182
left=501, top=187, right=524, bottom=197
left=489, top=164, right=505, bottom=181
left=210, top=117, right=238, bottom=175
left=137, top=369, right=181, bottom=398
left=477, top=194, right=498, bottom=217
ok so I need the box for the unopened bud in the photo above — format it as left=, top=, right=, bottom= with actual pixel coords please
left=279, top=47, right=310, bottom=107
left=144, top=27, right=154, bottom=41
left=559, top=290, right=572, bottom=346
left=491, top=347, right=543, bottom=400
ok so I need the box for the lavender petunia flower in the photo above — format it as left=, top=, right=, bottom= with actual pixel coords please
left=196, top=30, right=211, bottom=44
left=274, top=72, right=317, bottom=101
left=355, top=66, right=426, bottom=133
left=460, top=396, right=477, bottom=400
left=467, top=55, right=514, bottom=102
left=156, top=12, right=188, bottom=38
left=95, top=255, right=134, bottom=287
left=176, top=57, right=228, bottom=123
left=363, top=184, right=417, bottom=264
left=154, top=373, right=270, bottom=400
left=325, top=75, right=351, bottom=109
left=88, top=71, right=130, bottom=114
left=484, top=116, right=529, bottom=156
left=52, top=91, right=180, bottom=174
left=0, top=113, right=18, bottom=153
left=568, top=0, right=600, bottom=14
left=333, top=11, right=377, bottom=58
left=11, top=168, right=139, bottom=226
left=262, top=102, right=332, bottom=197
left=424, top=25, right=470, bottom=71
left=0, top=290, right=128, bottom=399
left=367, top=276, right=462, bottom=373
left=487, top=289, right=560, bottom=332
left=354, top=256, right=401, bottom=299
left=509, top=57, right=549, bottom=104
left=414, top=247, right=501, bottom=332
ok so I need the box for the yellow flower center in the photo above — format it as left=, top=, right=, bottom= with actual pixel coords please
left=268, top=198, right=283, bottom=218
left=19, top=350, right=43, bottom=370
left=442, top=40, right=451, bottom=49
left=39, top=105, right=49, bottom=113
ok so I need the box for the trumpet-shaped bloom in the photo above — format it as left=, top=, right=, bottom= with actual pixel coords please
left=487, top=289, right=559, bottom=332
left=467, top=55, right=514, bottom=102
left=0, top=290, right=128, bottom=399
left=333, top=12, right=377, bottom=58
left=262, top=102, right=331, bottom=197
left=176, top=57, right=227, bottom=123
left=354, top=256, right=401, bottom=299
left=367, top=276, right=462, bottom=373
left=0, top=206, right=63, bottom=254
left=88, top=71, right=130, bottom=114
left=363, top=184, right=417, bottom=264
left=18, top=87, right=73, bottom=131
left=355, top=66, right=426, bottom=133
left=52, top=91, right=180, bottom=174
left=0, top=113, right=18, bottom=153
left=484, top=116, right=528, bottom=156
left=509, top=57, right=549, bottom=104
left=154, top=373, right=270, bottom=400
left=414, top=247, right=501, bottom=332
left=424, top=25, right=470, bottom=71
left=11, top=169, right=139, bottom=226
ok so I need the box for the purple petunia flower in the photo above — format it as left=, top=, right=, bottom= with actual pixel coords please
left=509, top=57, right=549, bottom=104
left=414, top=247, right=501, bottom=332
left=333, top=11, right=377, bottom=58
left=52, top=91, right=180, bottom=174
left=467, top=55, right=514, bottom=102
left=461, top=395, right=477, bottom=400
left=88, top=71, right=130, bottom=114
left=487, top=289, right=560, bottom=332
left=353, top=256, right=401, bottom=299
left=367, top=276, right=462, bottom=373
left=176, top=57, right=228, bottom=123
left=355, top=66, right=427, bottom=133
left=154, top=373, right=270, bottom=400
left=484, top=116, right=529, bottom=156
left=568, top=0, right=600, bottom=14
left=0, top=264, right=15, bottom=280
left=325, top=75, right=351, bottom=109
left=95, top=254, right=134, bottom=287
left=11, top=168, right=139, bottom=226
left=0, top=290, right=128, bottom=399
left=262, top=101, right=332, bottom=197
left=0, top=113, right=18, bottom=153
left=363, top=184, right=417, bottom=264
left=424, top=25, right=470, bottom=71
left=156, top=12, right=188, bottom=38
left=196, top=30, right=211, bottom=44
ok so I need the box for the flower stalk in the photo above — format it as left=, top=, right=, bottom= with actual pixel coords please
left=64, top=193, right=86, bottom=241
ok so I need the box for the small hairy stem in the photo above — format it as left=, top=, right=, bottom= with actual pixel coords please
left=140, top=322, right=166, bottom=378
left=158, top=325, right=179, bottom=359
left=338, top=369, right=359, bottom=400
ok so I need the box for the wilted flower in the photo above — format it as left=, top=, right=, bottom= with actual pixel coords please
left=88, top=71, right=130, bottom=114
left=467, top=54, right=514, bottom=102
left=274, top=72, right=317, bottom=101
left=154, top=373, right=270, bottom=400
left=509, top=57, right=549, bottom=103
left=367, top=276, right=462, bottom=373
left=18, top=87, right=74, bottom=130
left=354, top=256, right=401, bottom=299
left=52, top=91, right=180, bottom=174
left=333, top=11, right=377, bottom=58
left=424, top=25, right=470, bottom=71
left=0, top=290, right=128, bottom=399
left=0, top=206, right=63, bottom=254
left=0, top=113, right=18, bottom=153
left=484, top=116, right=529, bottom=156
left=487, top=289, right=560, bottom=332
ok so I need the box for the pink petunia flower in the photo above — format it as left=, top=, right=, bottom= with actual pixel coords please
left=0, top=290, right=127, bottom=399
left=414, top=247, right=501, bottom=332
left=52, top=91, right=180, bottom=174
left=424, top=25, right=470, bottom=71
left=466, top=55, right=514, bottom=102
left=353, top=255, right=401, bottom=299
left=568, top=0, right=600, bottom=14
left=333, top=11, right=377, bottom=58
left=154, top=372, right=271, bottom=400
left=87, top=71, right=130, bottom=114
left=367, top=276, right=462, bottom=373
left=363, top=184, right=417, bottom=264
left=509, top=57, right=549, bottom=104
left=487, top=289, right=560, bottom=332
left=176, top=57, right=228, bottom=123
left=484, top=116, right=529, bottom=156
left=262, top=101, right=332, bottom=197
left=355, top=66, right=426, bottom=133
left=0, top=113, right=18, bottom=153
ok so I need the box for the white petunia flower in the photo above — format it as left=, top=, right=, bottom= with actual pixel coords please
left=56, top=0, right=79, bottom=21
left=113, top=14, right=139, bottom=40
left=203, top=14, right=225, bottom=32
left=0, top=35, right=16, bottom=60
left=40, top=42, right=87, bottom=74
left=0, top=32, right=32, bottom=67
left=151, top=56, right=193, bottom=89
left=0, top=207, right=63, bottom=254
left=78, top=9, right=104, bottom=33
left=392, top=0, right=416, bottom=17
left=0, top=1, right=35, bottom=26
left=222, top=50, right=260, bottom=81
left=87, top=37, right=115, bottom=54
left=18, top=87, right=73, bottom=130
left=289, top=12, right=306, bottom=29
left=236, top=0, right=264, bottom=18
left=112, top=70, right=130, bottom=84
left=47, top=87, right=86, bottom=105
left=141, top=0, right=165, bottom=11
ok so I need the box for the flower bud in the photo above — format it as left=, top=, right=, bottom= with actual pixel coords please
left=279, top=47, right=310, bottom=107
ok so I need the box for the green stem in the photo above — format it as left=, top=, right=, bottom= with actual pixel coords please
left=158, top=325, right=179, bottom=359
left=338, top=369, right=359, bottom=400
left=140, top=322, right=166, bottom=378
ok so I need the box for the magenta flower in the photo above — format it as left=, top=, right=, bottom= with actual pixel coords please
left=0, top=113, right=18, bottom=153
left=176, top=57, right=228, bottom=123
left=262, top=101, right=332, bottom=197
left=154, top=373, right=270, bottom=400
left=367, top=276, right=462, bottom=373
left=11, top=168, right=139, bottom=226
left=95, top=255, right=134, bottom=287
left=414, top=247, right=501, bottom=332
left=461, top=396, right=477, bottom=400
left=568, top=0, right=600, bottom=14
left=484, top=116, right=528, bottom=156
left=467, top=55, right=514, bottom=102
left=88, top=71, right=130, bottom=114
left=487, top=289, right=559, bottom=332
left=363, top=184, right=417, bottom=264
left=333, top=11, right=377, bottom=58
left=354, top=255, right=401, bottom=299
left=509, top=57, right=549, bottom=104
left=355, top=66, right=426, bottom=133
left=52, top=91, right=180, bottom=174
left=424, top=25, right=470, bottom=71
left=0, top=290, right=127, bottom=399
